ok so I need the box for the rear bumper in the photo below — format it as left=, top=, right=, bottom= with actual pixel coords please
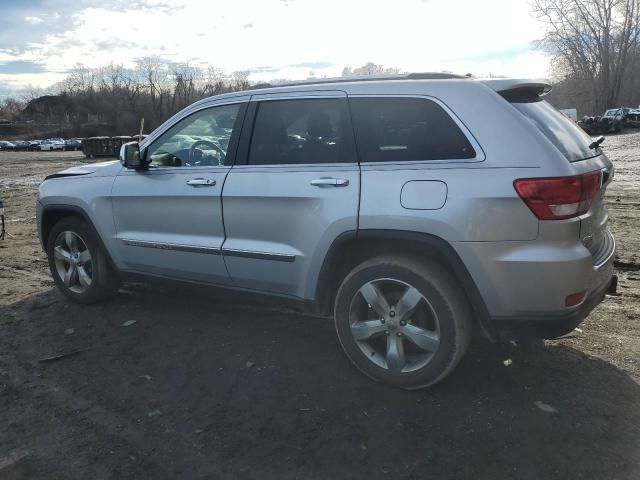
left=491, top=271, right=616, bottom=339
left=454, top=230, right=616, bottom=339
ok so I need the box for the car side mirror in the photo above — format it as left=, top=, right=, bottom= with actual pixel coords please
left=119, top=142, right=146, bottom=169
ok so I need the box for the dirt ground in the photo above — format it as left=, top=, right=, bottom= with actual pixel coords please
left=0, top=143, right=639, bottom=480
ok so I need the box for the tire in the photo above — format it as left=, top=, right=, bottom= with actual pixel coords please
left=334, top=255, right=472, bottom=389
left=46, top=216, right=119, bottom=304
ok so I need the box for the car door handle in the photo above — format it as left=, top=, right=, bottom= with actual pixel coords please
left=310, top=177, right=349, bottom=187
left=187, top=178, right=216, bottom=187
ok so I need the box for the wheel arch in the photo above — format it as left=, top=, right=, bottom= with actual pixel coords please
left=40, top=204, right=118, bottom=272
left=315, top=229, right=496, bottom=341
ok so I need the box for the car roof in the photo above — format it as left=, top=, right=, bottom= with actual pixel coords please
left=187, top=74, right=552, bottom=108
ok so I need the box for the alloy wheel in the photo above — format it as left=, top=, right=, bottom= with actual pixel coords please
left=53, top=231, right=93, bottom=294
left=348, top=278, right=440, bottom=373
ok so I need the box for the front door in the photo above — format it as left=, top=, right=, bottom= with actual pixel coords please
left=111, top=100, right=247, bottom=284
left=221, top=93, right=360, bottom=299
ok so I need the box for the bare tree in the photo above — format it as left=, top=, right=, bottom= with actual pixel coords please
left=231, top=71, right=250, bottom=90
left=171, top=62, right=203, bottom=111
left=342, top=62, right=401, bottom=77
left=135, top=57, right=171, bottom=126
left=63, top=64, right=97, bottom=97
left=0, top=98, right=26, bottom=121
left=533, top=0, right=640, bottom=111
left=13, top=59, right=291, bottom=136
left=20, top=84, right=51, bottom=102
left=203, top=66, right=229, bottom=96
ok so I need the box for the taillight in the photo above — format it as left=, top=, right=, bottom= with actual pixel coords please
left=513, top=171, right=602, bottom=220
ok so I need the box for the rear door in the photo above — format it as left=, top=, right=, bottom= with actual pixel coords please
left=221, top=92, right=360, bottom=299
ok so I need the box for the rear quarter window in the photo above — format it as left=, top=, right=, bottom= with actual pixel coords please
left=349, top=97, right=476, bottom=162
left=507, top=97, right=598, bottom=162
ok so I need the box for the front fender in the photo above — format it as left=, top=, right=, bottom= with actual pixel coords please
left=38, top=176, right=120, bottom=269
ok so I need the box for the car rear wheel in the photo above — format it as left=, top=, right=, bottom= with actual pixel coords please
left=334, top=255, right=472, bottom=389
left=47, top=216, right=119, bottom=303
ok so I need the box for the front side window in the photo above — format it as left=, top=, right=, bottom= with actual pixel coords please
left=146, top=103, right=242, bottom=168
left=248, top=98, right=356, bottom=165
left=349, top=97, right=476, bottom=162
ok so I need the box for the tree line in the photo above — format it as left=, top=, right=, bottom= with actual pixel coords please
left=535, top=0, right=640, bottom=114
left=1, top=58, right=252, bottom=136
left=0, top=60, right=403, bottom=138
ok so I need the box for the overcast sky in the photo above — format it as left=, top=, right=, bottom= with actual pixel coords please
left=0, top=0, right=550, bottom=96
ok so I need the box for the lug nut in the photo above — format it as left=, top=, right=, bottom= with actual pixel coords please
left=399, top=320, right=406, bottom=326
left=380, top=318, right=385, bottom=323
left=389, top=310, right=396, bottom=317
left=397, top=332, right=402, bottom=337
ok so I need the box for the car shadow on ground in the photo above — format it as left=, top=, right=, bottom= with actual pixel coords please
left=1, top=286, right=639, bottom=480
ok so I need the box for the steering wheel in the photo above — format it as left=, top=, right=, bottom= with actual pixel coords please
left=188, top=140, right=225, bottom=165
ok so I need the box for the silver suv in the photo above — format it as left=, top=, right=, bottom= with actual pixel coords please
left=37, top=74, right=616, bottom=389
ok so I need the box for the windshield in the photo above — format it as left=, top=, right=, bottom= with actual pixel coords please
left=604, top=109, right=619, bottom=116
left=510, top=98, right=599, bottom=162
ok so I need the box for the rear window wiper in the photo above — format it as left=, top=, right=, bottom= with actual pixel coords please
left=589, top=136, right=605, bottom=150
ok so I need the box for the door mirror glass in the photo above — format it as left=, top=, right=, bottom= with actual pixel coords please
left=120, top=142, right=144, bottom=169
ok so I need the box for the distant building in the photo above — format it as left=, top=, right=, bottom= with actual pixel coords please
left=24, top=95, right=76, bottom=120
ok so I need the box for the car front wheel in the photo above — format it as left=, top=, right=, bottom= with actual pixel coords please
left=47, top=216, right=119, bottom=303
left=334, top=255, right=472, bottom=389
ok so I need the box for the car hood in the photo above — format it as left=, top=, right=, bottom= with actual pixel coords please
left=45, top=160, right=122, bottom=180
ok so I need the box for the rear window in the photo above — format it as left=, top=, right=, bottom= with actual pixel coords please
left=349, top=97, right=476, bottom=162
left=507, top=97, right=598, bottom=162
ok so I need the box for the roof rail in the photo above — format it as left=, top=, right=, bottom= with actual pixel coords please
left=246, top=72, right=468, bottom=90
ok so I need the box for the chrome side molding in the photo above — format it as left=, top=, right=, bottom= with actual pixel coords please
left=221, top=248, right=296, bottom=263
left=121, top=239, right=296, bottom=262
left=121, top=239, right=221, bottom=255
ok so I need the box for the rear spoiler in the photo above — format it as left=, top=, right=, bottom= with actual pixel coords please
left=480, top=79, right=552, bottom=102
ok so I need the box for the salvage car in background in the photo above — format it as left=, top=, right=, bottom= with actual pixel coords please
left=10, top=140, right=30, bottom=151
left=621, top=108, right=640, bottom=127
left=38, top=139, right=65, bottom=151
left=602, top=109, right=626, bottom=131
left=64, top=139, right=82, bottom=151
left=579, top=109, right=624, bottom=134
left=28, top=140, right=42, bottom=151
left=578, top=107, right=640, bottom=134
left=0, top=140, right=16, bottom=151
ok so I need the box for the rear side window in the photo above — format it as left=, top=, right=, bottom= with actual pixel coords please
left=349, top=97, right=476, bottom=162
left=248, top=98, right=356, bottom=165
left=506, top=97, right=598, bottom=162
